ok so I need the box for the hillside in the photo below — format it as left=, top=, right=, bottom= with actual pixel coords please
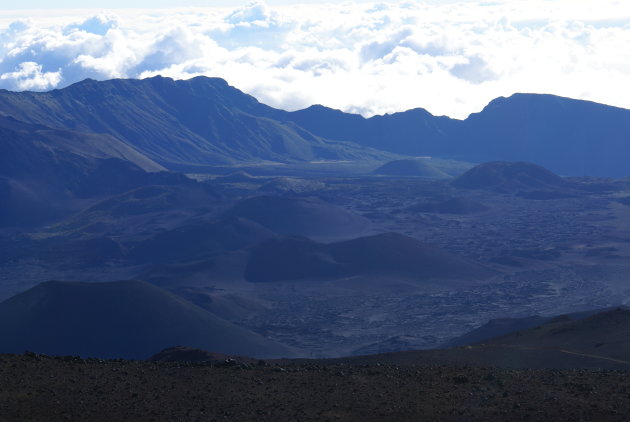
left=286, top=105, right=455, bottom=156
left=480, top=308, right=630, bottom=363
left=334, top=308, right=630, bottom=370
left=456, top=94, right=630, bottom=177
left=131, top=216, right=275, bottom=263
left=245, top=232, right=494, bottom=283
left=225, top=195, right=370, bottom=241
left=0, top=280, right=291, bottom=359
left=2, top=77, right=629, bottom=176
left=445, top=307, right=626, bottom=348
left=0, top=115, right=179, bottom=227
left=445, top=315, right=550, bottom=347
left=451, top=161, right=568, bottom=191
left=0, top=115, right=163, bottom=178
left=285, top=93, right=630, bottom=177
left=0, top=76, right=388, bottom=167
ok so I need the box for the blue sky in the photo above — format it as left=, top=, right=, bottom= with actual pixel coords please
left=1, top=1, right=629, bottom=118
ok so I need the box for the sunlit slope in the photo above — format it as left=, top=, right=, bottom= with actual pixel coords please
left=0, top=76, right=388, bottom=166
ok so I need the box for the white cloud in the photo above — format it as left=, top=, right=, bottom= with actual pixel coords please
left=226, top=1, right=278, bottom=26
left=0, top=61, right=61, bottom=90
left=65, top=14, right=119, bottom=35
left=0, top=0, right=630, bottom=118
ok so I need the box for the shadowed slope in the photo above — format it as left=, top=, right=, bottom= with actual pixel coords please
left=444, top=307, right=627, bottom=348
left=225, top=195, right=370, bottom=241
left=132, top=216, right=276, bottom=263
left=480, top=308, right=630, bottom=363
left=452, top=161, right=567, bottom=192
left=0, top=115, right=177, bottom=227
left=0, top=115, right=163, bottom=178
left=445, top=316, right=552, bottom=348
left=245, top=232, right=494, bottom=283
left=244, top=236, right=337, bottom=282
left=336, top=308, right=630, bottom=369
left=0, top=280, right=291, bottom=359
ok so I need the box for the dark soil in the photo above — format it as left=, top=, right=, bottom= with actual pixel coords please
left=1, top=353, right=630, bottom=421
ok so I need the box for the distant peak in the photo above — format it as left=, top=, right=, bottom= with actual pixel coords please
left=452, top=161, right=566, bottom=190
left=144, top=74, right=173, bottom=82
left=304, top=104, right=341, bottom=112
left=307, top=104, right=331, bottom=109
left=186, top=75, right=229, bottom=85
left=483, top=92, right=612, bottom=109
left=67, top=78, right=97, bottom=87
left=402, top=107, right=434, bottom=117
left=297, top=104, right=364, bottom=119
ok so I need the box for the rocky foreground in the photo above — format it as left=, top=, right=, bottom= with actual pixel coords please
left=1, top=353, right=630, bottom=421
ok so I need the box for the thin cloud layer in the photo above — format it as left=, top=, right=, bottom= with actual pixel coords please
left=1, top=0, right=630, bottom=118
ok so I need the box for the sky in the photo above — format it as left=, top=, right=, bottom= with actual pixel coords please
left=1, top=0, right=629, bottom=118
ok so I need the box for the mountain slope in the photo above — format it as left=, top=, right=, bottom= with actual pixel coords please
left=245, top=232, right=494, bottom=283
left=285, top=94, right=630, bottom=177
left=225, top=195, right=370, bottom=241
left=480, top=308, right=630, bottom=363
left=2, top=77, right=628, bottom=176
left=452, top=161, right=568, bottom=192
left=0, top=280, right=291, bottom=359
left=456, top=94, right=630, bottom=176
left=0, top=115, right=165, bottom=187
left=0, top=115, right=163, bottom=177
left=0, top=115, right=179, bottom=227
left=338, top=308, right=630, bottom=369
left=287, top=105, right=455, bottom=156
left=0, top=76, right=388, bottom=167
left=131, top=216, right=276, bottom=263
left=446, top=306, right=630, bottom=348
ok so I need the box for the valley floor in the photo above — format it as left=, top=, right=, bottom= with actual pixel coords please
left=1, top=353, right=629, bottom=421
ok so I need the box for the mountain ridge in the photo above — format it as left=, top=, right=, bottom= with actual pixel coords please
left=284, top=91, right=630, bottom=177
left=0, top=76, right=389, bottom=167
left=1, top=76, right=629, bottom=176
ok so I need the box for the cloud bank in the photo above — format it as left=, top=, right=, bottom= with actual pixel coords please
left=1, top=1, right=630, bottom=118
